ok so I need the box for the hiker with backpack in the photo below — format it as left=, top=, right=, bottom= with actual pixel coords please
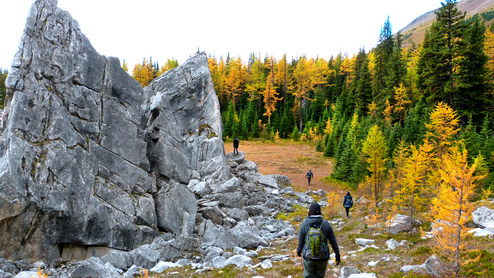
left=343, top=192, right=353, bottom=218
left=297, top=202, right=340, bottom=278
left=305, top=169, right=313, bottom=187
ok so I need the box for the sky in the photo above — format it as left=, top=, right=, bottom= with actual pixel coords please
left=1, top=0, right=446, bottom=71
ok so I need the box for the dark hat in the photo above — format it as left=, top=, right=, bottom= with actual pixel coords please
left=308, top=202, right=321, bottom=216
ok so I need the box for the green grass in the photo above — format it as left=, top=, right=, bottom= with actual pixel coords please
left=460, top=249, right=494, bottom=277
left=276, top=204, right=307, bottom=226
left=411, top=246, right=432, bottom=256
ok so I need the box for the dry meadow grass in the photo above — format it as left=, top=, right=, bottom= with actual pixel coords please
left=228, top=139, right=336, bottom=193
left=153, top=139, right=494, bottom=278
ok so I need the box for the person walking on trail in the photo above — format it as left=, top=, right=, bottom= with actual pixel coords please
left=233, top=137, right=239, bottom=155
left=343, top=192, right=353, bottom=218
left=305, top=169, right=313, bottom=187
left=297, top=202, right=340, bottom=278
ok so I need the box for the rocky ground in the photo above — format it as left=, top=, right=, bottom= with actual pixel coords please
left=1, top=140, right=493, bottom=278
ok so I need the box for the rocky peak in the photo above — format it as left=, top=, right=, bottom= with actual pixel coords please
left=0, top=0, right=227, bottom=264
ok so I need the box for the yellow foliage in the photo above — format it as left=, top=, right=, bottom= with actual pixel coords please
left=326, top=191, right=337, bottom=218
left=140, top=268, right=149, bottom=278
left=393, top=83, right=411, bottom=123
left=263, top=70, right=282, bottom=121
left=132, top=58, right=156, bottom=87
left=383, top=99, right=392, bottom=125
left=430, top=146, right=485, bottom=276
left=308, top=128, right=315, bottom=141
left=274, top=131, right=281, bottom=141
left=484, top=28, right=494, bottom=84
left=425, top=102, right=460, bottom=159
left=367, top=101, right=378, bottom=120
left=393, top=144, right=429, bottom=233
left=324, top=118, right=333, bottom=137
left=36, top=267, right=47, bottom=278
left=386, top=140, right=409, bottom=196
left=362, top=125, right=389, bottom=204
left=121, top=59, right=129, bottom=72
left=365, top=201, right=382, bottom=231
left=159, top=58, right=179, bottom=74
left=225, top=56, right=245, bottom=105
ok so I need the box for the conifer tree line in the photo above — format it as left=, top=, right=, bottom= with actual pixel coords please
left=0, top=68, right=8, bottom=109
left=203, top=0, right=494, bottom=199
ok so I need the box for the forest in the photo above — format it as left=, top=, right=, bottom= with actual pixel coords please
left=125, top=1, right=494, bottom=195
left=0, top=0, right=493, bottom=275
left=127, top=3, right=494, bottom=273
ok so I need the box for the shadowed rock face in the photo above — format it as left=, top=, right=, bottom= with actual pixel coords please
left=0, top=0, right=227, bottom=263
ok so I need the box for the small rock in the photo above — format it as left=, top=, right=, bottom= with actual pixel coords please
left=150, top=261, right=180, bottom=273
left=355, top=238, right=375, bottom=247
left=261, top=259, right=272, bottom=269
left=340, top=266, right=361, bottom=278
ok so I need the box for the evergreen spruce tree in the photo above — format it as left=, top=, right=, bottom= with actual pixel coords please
left=456, top=17, right=491, bottom=122
left=402, top=99, right=429, bottom=145
left=332, top=113, right=360, bottom=181
left=241, top=110, right=249, bottom=140
left=350, top=48, right=373, bottom=114
left=292, top=126, right=301, bottom=141
left=0, top=68, right=7, bottom=109
left=417, top=0, right=468, bottom=111
left=252, top=113, right=260, bottom=138
left=459, top=117, right=481, bottom=162
left=311, top=88, right=325, bottom=122
left=383, top=32, right=407, bottom=108
left=479, top=116, right=494, bottom=186
left=324, top=134, right=337, bottom=157
left=316, top=139, right=324, bottom=152
left=373, top=17, right=394, bottom=107
left=223, top=101, right=236, bottom=138
left=232, top=111, right=240, bottom=139
left=279, top=109, right=292, bottom=138
left=388, top=123, right=403, bottom=158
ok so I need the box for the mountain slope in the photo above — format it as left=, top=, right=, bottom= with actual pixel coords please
left=400, top=0, right=494, bottom=48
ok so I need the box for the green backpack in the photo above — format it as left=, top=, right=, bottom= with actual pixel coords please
left=303, top=222, right=329, bottom=260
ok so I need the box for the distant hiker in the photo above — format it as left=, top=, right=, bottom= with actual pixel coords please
left=343, top=192, right=353, bottom=218
left=305, top=169, right=313, bottom=187
left=233, top=137, right=239, bottom=155
left=297, top=202, right=340, bottom=278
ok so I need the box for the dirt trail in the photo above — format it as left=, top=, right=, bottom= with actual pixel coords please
left=225, top=140, right=337, bottom=193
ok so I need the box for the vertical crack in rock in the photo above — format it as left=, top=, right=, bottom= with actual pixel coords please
left=0, top=0, right=228, bottom=264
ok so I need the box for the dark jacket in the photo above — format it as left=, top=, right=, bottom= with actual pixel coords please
left=297, top=215, right=340, bottom=261
left=343, top=194, right=353, bottom=208
left=233, top=138, right=239, bottom=148
left=305, top=171, right=313, bottom=179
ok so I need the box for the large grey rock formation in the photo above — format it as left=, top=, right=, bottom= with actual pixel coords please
left=0, top=0, right=225, bottom=263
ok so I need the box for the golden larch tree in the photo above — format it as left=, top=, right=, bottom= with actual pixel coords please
left=425, top=102, right=460, bottom=194
left=132, top=58, right=155, bottom=87
left=208, top=57, right=226, bottom=103
left=263, top=70, right=282, bottom=124
left=484, top=27, right=494, bottom=84
left=393, top=83, right=411, bottom=124
left=430, top=146, right=485, bottom=277
left=393, top=144, right=429, bottom=235
left=225, top=57, right=245, bottom=105
left=292, top=57, right=315, bottom=132
left=245, top=57, right=266, bottom=103
left=159, top=58, right=179, bottom=75
left=361, top=125, right=389, bottom=205
left=386, top=140, right=410, bottom=197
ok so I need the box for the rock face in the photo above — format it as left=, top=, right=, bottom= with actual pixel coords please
left=0, top=0, right=226, bottom=263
